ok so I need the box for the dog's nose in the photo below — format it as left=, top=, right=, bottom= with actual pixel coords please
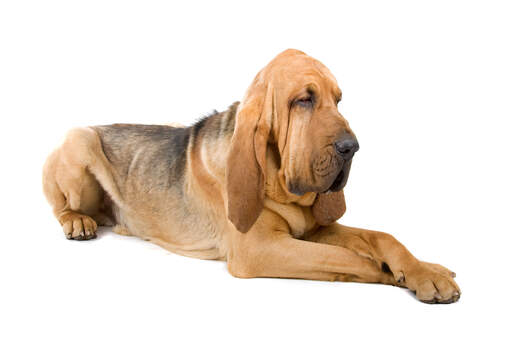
left=334, top=138, right=359, bottom=160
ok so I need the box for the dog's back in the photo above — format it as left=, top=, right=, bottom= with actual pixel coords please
left=92, top=124, right=190, bottom=191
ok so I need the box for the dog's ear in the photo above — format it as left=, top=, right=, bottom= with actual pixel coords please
left=311, top=190, right=346, bottom=226
left=226, top=76, right=274, bottom=233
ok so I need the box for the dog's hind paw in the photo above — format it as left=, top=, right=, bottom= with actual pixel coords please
left=59, top=212, right=97, bottom=240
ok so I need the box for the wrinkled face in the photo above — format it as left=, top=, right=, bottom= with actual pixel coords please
left=273, top=54, right=359, bottom=195
left=226, top=49, right=357, bottom=232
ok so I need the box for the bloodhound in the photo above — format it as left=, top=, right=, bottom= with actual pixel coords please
left=42, top=49, right=460, bottom=303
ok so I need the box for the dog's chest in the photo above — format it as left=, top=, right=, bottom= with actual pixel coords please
left=264, top=199, right=317, bottom=238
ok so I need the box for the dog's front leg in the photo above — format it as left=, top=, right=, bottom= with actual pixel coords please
left=305, top=223, right=461, bottom=303
left=227, top=210, right=396, bottom=285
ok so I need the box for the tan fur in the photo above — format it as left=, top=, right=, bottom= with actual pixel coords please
left=42, top=49, right=460, bottom=303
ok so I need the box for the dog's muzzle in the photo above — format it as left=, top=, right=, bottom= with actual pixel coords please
left=326, top=137, right=359, bottom=192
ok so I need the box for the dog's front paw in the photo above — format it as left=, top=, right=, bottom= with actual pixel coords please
left=404, top=263, right=461, bottom=304
left=59, top=212, right=97, bottom=240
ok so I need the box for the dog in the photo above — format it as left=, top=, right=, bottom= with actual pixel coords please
left=42, top=49, right=460, bottom=303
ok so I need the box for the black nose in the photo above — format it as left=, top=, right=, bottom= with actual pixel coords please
left=335, top=138, right=359, bottom=160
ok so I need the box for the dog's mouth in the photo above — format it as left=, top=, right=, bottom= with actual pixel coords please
left=325, top=159, right=352, bottom=193
left=287, top=159, right=354, bottom=196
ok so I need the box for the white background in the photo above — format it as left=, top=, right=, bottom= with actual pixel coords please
left=1, top=0, right=511, bottom=340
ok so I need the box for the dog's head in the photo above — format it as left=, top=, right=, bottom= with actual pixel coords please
left=227, top=49, right=358, bottom=232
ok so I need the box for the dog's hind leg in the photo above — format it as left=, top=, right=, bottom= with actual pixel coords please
left=43, top=127, right=120, bottom=240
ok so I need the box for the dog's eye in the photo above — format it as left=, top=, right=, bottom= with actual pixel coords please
left=296, top=97, right=313, bottom=108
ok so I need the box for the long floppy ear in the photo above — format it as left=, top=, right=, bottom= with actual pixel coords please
left=311, top=190, right=346, bottom=226
left=226, top=80, right=273, bottom=233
